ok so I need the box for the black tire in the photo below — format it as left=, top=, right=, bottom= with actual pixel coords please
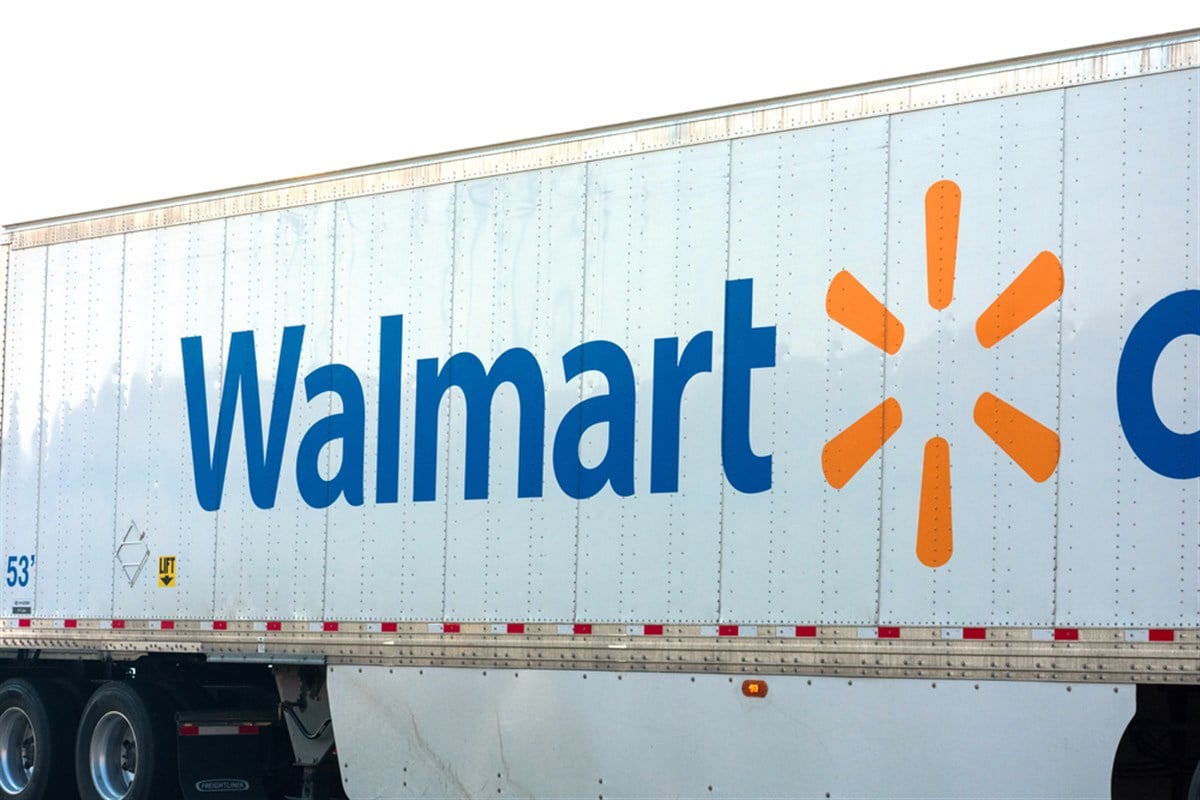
left=0, top=678, right=78, bottom=799
left=75, top=682, right=179, bottom=800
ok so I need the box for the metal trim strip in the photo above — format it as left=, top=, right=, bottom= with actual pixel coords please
left=0, top=620, right=1194, bottom=683
left=5, top=32, right=1197, bottom=250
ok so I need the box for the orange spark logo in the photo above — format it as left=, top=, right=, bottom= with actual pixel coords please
left=822, top=180, right=1064, bottom=568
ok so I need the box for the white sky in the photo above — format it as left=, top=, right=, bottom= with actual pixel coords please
left=0, top=2, right=1195, bottom=226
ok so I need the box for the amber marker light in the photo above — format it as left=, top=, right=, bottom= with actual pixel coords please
left=741, top=680, right=768, bottom=698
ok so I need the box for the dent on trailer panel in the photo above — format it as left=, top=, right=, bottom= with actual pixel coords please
left=1057, top=71, right=1200, bottom=627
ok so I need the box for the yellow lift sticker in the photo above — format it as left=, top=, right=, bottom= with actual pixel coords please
left=158, top=556, right=176, bottom=588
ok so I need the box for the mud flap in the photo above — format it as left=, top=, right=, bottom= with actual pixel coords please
left=176, top=709, right=278, bottom=800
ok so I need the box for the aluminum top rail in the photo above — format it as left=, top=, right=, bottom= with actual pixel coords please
left=3, top=29, right=1197, bottom=249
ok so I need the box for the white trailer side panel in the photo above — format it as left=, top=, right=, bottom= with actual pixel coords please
left=37, top=236, right=123, bottom=617
left=445, top=167, right=585, bottom=622
left=324, top=186, right=457, bottom=621
left=578, top=146, right=728, bottom=623
left=0, top=38, right=1193, bottom=637
left=211, top=204, right=336, bottom=619
left=1057, top=70, right=1199, bottom=626
left=329, top=667, right=1134, bottom=800
left=879, top=90, right=1067, bottom=626
left=114, top=222, right=226, bottom=618
left=1, top=247, right=46, bottom=617
left=0, top=31, right=1196, bottom=800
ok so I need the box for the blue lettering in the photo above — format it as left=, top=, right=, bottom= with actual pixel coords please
left=554, top=341, right=637, bottom=499
left=296, top=364, right=366, bottom=508
left=1117, top=289, right=1199, bottom=479
left=651, top=332, right=713, bottom=493
left=413, top=349, right=546, bottom=501
left=721, top=279, right=776, bottom=493
left=182, top=279, right=778, bottom=509
left=181, top=326, right=304, bottom=511
left=375, top=315, right=403, bottom=503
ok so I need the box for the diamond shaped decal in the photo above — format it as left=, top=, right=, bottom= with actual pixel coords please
left=116, top=521, right=149, bottom=586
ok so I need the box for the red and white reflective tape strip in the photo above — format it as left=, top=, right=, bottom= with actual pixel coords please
left=776, top=625, right=818, bottom=637
left=307, top=622, right=339, bottom=632
left=9, top=619, right=1185, bottom=643
left=1032, top=628, right=1079, bottom=641
left=178, top=724, right=262, bottom=737
left=1124, top=628, right=1176, bottom=642
left=941, top=627, right=987, bottom=640
left=700, top=625, right=759, bottom=637
left=252, top=621, right=288, bottom=632
left=857, top=626, right=900, bottom=639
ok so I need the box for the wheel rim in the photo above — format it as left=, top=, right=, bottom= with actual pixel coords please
left=89, top=710, right=138, bottom=800
left=0, top=707, right=35, bottom=793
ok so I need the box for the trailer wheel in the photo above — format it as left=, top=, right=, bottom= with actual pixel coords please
left=0, top=679, right=77, bottom=799
left=75, top=682, right=178, bottom=800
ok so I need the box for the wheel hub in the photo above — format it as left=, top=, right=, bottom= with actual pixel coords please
left=0, top=707, right=34, bottom=793
left=90, top=710, right=138, bottom=800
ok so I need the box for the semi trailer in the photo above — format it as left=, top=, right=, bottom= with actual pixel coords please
left=0, top=28, right=1197, bottom=800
